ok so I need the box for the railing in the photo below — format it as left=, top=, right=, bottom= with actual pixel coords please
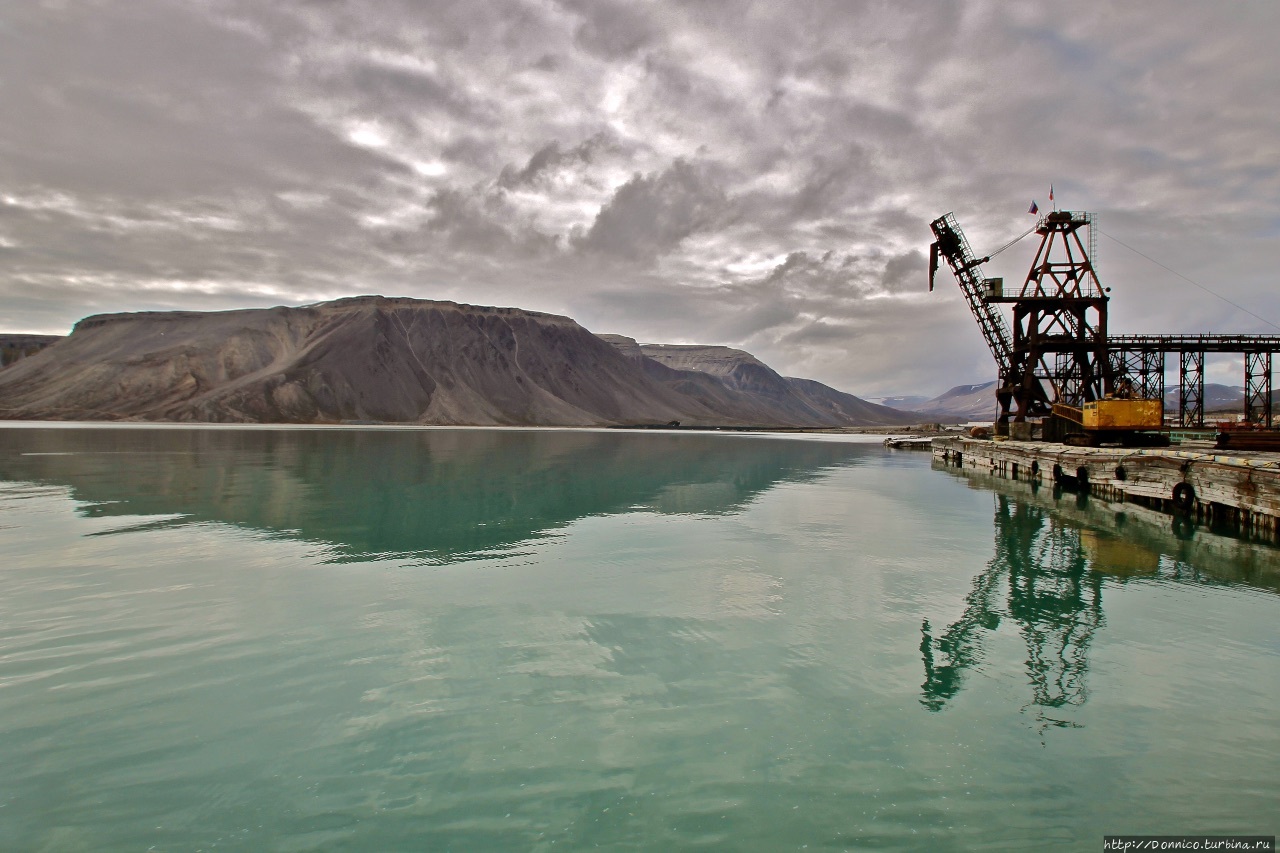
left=1110, top=334, right=1280, bottom=352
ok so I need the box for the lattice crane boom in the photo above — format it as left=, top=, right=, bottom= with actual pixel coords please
left=929, top=213, right=1014, bottom=374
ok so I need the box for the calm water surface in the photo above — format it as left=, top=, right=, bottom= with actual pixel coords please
left=0, top=425, right=1276, bottom=851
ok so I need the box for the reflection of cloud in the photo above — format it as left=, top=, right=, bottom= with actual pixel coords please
left=503, top=615, right=619, bottom=680
left=652, top=481, right=741, bottom=516
left=717, top=570, right=783, bottom=619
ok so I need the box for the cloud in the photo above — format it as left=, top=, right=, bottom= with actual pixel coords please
left=560, top=0, right=663, bottom=60
left=881, top=250, right=925, bottom=293
left=418, top=187, right=558, bottom=258
left=575, top=159, right=729, bottom=263
left=2, top=0, right=1278, bottom=398
left=497, top=132, right=618, bottom=189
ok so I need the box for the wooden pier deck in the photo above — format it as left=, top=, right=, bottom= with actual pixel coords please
left=933, top=437, right=1280, bottom=539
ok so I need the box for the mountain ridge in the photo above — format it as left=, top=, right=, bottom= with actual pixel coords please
left=876, top=381, right=998, bottom=421
left=0, top=296, right=917, bottom=428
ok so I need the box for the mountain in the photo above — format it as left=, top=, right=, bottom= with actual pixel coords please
left=1164, top=384, right=1245, bottom=412
left=907, top=381, right=1000, bottom=421
left=598, top=337, right=915, bottom=427
left=1, top=334, right=62, bottom=367
left=784, top=377, right=918, bottom=426
left=875, top=394, right=931, bottom=411
left=0, top=296, right=913, bottom=428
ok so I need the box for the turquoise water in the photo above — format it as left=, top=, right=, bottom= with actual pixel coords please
left=0, top=425, right=1276, bottom=851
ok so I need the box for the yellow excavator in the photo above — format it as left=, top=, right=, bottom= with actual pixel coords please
left=1049, top=402, right=1166, bottom=446
left=1049, top=379, right=1168, bottom=447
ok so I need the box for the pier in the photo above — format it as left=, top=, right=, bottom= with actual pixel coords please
left=933, top=437, right=1280, bottom=540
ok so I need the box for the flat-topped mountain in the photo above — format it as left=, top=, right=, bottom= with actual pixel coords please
left=0, top=296, right=915, bottom=427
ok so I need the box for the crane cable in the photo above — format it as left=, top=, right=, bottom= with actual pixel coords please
left=1098, top=229, right=1280, bottom=333
left=983, top=223, right=1037, bottom=260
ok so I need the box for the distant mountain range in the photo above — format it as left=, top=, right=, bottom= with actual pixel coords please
left=0, top=296, right=916, bottom=428
left=1164, top=384, right=1244, bottom=412
left=876, top=382, right=999, bottom=422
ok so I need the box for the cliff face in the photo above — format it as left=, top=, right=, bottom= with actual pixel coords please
left=0, top=297, right=913, bottom=427
left=0, top=335, right=62, bottom=368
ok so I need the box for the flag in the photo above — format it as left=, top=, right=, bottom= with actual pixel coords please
left=1028, top=200, right=1039, bottom=215
left=1049, top=184, right=1054, bottom=202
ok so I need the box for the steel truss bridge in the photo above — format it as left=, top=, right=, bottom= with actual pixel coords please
left=1109, top=335, right=1279, bottom=429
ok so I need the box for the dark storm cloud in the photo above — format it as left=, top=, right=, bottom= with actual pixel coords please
left=3, top=0, right=1278, bottom=397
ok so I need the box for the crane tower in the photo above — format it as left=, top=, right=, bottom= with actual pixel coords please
left=930, top=211, right=1111, bottom=431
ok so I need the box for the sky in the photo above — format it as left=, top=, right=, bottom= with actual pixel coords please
left=2, top=1, right=1279, bottom=398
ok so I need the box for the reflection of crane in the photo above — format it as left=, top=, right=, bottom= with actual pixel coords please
left=920, top=495, right=1103, bottom=722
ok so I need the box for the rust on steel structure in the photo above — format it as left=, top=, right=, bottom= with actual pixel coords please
left=930, top=210, right=1112, bottom=430
left=930, top=210, right=1280, bottom=432
left=1108, top=335, right=1279, bottom=428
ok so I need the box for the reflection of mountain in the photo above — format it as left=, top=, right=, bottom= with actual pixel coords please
left=922, top=463, right=1280, bottom=723
left=0, top=427, right=869, bottom=564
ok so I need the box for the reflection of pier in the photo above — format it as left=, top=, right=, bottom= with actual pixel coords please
left=920, top=495, right=1102, bottom=721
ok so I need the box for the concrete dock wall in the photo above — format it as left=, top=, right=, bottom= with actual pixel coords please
left=933, top=437, right=1280, bottom=539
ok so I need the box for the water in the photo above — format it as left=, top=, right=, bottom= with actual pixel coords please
left=0, top=424, right=1276, bottom=851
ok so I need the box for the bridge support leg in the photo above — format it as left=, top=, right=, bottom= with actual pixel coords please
left=1179, top=350, right=1204, bottom=428
left=1142, top=351, right=1165, bottom=403
left=1245, top=351, right=1273, bottom=428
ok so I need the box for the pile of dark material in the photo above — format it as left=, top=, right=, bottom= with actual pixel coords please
left=1216, top=430, right=1280, bottom=451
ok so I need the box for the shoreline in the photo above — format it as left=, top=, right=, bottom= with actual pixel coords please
left=0, top=419, right=946, bottom=435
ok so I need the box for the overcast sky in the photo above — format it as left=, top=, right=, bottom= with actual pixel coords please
left=3, top=1, right=1278, bottom=397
